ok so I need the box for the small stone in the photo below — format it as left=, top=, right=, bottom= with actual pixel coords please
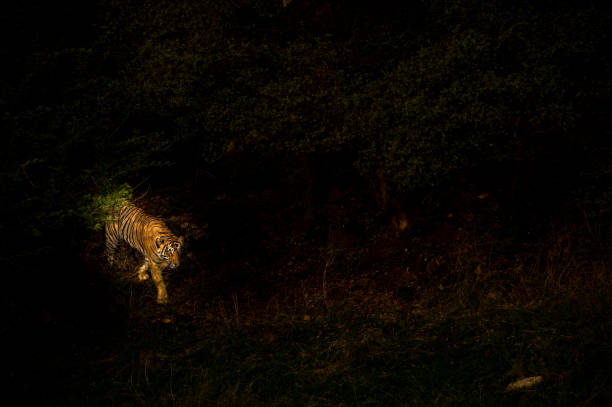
left=505, top=376, right=543, bottom=392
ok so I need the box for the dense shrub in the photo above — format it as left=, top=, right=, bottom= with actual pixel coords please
left=2, top=0, right=610, bottom=244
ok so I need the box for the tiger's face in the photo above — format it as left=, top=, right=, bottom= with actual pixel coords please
left=156, top=236, right=184, bottom=269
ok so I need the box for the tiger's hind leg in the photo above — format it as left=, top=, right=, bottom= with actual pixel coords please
left=137, top=257, right=150, bottom=281
left=105, top=221, right=119, bottom=265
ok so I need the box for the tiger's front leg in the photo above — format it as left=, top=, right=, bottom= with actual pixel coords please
left=137, top=258, right=150, bottom=281
left=149, top=263, right=169, bottom=304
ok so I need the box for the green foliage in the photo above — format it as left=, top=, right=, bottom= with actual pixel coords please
left=2, top=0, right=610, bottom=240
left=78, top=183, right=133, bottom=231
left=90, top=0, right=603, bottom=195
left=349, top=4, right=584, bottom=190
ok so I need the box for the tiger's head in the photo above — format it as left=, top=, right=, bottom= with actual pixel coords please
left=156, top=235, right=184, bottom=269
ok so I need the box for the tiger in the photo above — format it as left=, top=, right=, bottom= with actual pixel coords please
left=105, top=200, right=183, bottom=304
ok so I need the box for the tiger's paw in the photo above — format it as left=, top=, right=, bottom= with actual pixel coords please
left=138, top=272, right=150, bottom=281
left=157, top=295, right=169, bottom=305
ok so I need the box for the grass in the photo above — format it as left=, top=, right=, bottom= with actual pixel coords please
left=50, top=274, right=612, bottom=407
left=39, top=214, right=610, bottom=406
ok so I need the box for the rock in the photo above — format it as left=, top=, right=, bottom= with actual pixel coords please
left=505, top=376, right=543, bottom=392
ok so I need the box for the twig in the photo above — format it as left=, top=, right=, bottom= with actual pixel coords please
left=322, top=253, right=335, bottom=305
left=232, top=293, right=240, bottom=325
left=20, top=164, right=36, bottom=187
left=132, top=182, right=151, bottom=202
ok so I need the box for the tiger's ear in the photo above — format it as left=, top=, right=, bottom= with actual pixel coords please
left=178, top=236, right=184, bottom=246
